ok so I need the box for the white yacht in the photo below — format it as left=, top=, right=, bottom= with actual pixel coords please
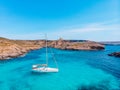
left=32, top=34, right=59, bottom=73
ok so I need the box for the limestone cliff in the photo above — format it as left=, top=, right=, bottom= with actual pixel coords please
left=0, top=37, right=104, bottom=60
left=48, top=38, right=104, bottom=50
left=0, top=38, right=44, bottom=60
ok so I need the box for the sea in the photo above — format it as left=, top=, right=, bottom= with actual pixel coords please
left=0, top=45, right=120, bottom=90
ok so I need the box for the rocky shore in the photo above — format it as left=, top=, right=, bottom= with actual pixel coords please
left=0, top=37, right=105, bottom=60
left=0, top=37, right=45, bottom=60
left=108, top=52, right=120, bottom=57
left=48, top=38, right=104, bottom=50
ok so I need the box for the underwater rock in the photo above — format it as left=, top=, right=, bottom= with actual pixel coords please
left=77, top=79, right=118, bottom=90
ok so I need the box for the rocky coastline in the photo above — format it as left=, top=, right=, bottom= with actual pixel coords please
left=0, top=37, right=105, bottom=60
left=48, top=38, right=104, bottom=50
left=108, top=52, right=120, bottom=57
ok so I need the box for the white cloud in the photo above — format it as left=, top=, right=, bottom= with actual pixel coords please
left=73, top=19, right=119, bottom=32
left=0, top=19, right=119, bottom=41
left=47, top=20, right=120, bottom=40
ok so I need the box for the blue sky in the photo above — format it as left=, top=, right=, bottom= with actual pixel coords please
left=0, top=0, right=119, bottom=41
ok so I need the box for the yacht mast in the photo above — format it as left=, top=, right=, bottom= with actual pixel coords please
left=45, top=34, right=48, bottom=66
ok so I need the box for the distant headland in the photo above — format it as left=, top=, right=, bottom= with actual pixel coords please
left=99, top=41, right=120, bottom=45
left=0, top=37, right=104, bottom=60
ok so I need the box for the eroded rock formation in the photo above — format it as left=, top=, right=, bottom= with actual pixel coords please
left=0, top=38, right=44, bottom=60
left=0, top=37, right=105, bottom=60
left=48, top=38, right=104, bottom=50
left=108, top=52, right=120, bottom=57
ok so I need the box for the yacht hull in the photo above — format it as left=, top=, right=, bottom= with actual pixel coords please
left=32, top=67, right=59, bottom=73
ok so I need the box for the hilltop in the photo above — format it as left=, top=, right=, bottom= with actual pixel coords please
left=0, top=37, right=104, bottom=60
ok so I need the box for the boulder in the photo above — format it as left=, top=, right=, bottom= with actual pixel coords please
left=108, top=52, right=120, bottom=57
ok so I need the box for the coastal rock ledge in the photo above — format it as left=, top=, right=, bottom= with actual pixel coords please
left=0, top=37, right=105, bottom=60
left=108, top=52, right=120, bottom=57
left=49, top=38, right=105, bottom=50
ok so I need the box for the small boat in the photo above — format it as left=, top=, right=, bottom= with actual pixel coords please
left=32, top=64, right=58, bottom=73
left=32, top=34, right=59, bottom=73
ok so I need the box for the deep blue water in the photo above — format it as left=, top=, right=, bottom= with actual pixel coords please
left=0, top=45, right=120, bottom=90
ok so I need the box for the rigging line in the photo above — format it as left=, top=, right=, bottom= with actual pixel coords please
left=45, top=34, right=48, bottom=66
left=50, top=48, right=58, bottom=69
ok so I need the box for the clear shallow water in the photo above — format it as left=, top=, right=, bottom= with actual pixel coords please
left=0, top=45, right=120, bottom=90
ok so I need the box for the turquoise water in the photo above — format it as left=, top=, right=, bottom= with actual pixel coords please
left=0, top=45, right=120, bottom=90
